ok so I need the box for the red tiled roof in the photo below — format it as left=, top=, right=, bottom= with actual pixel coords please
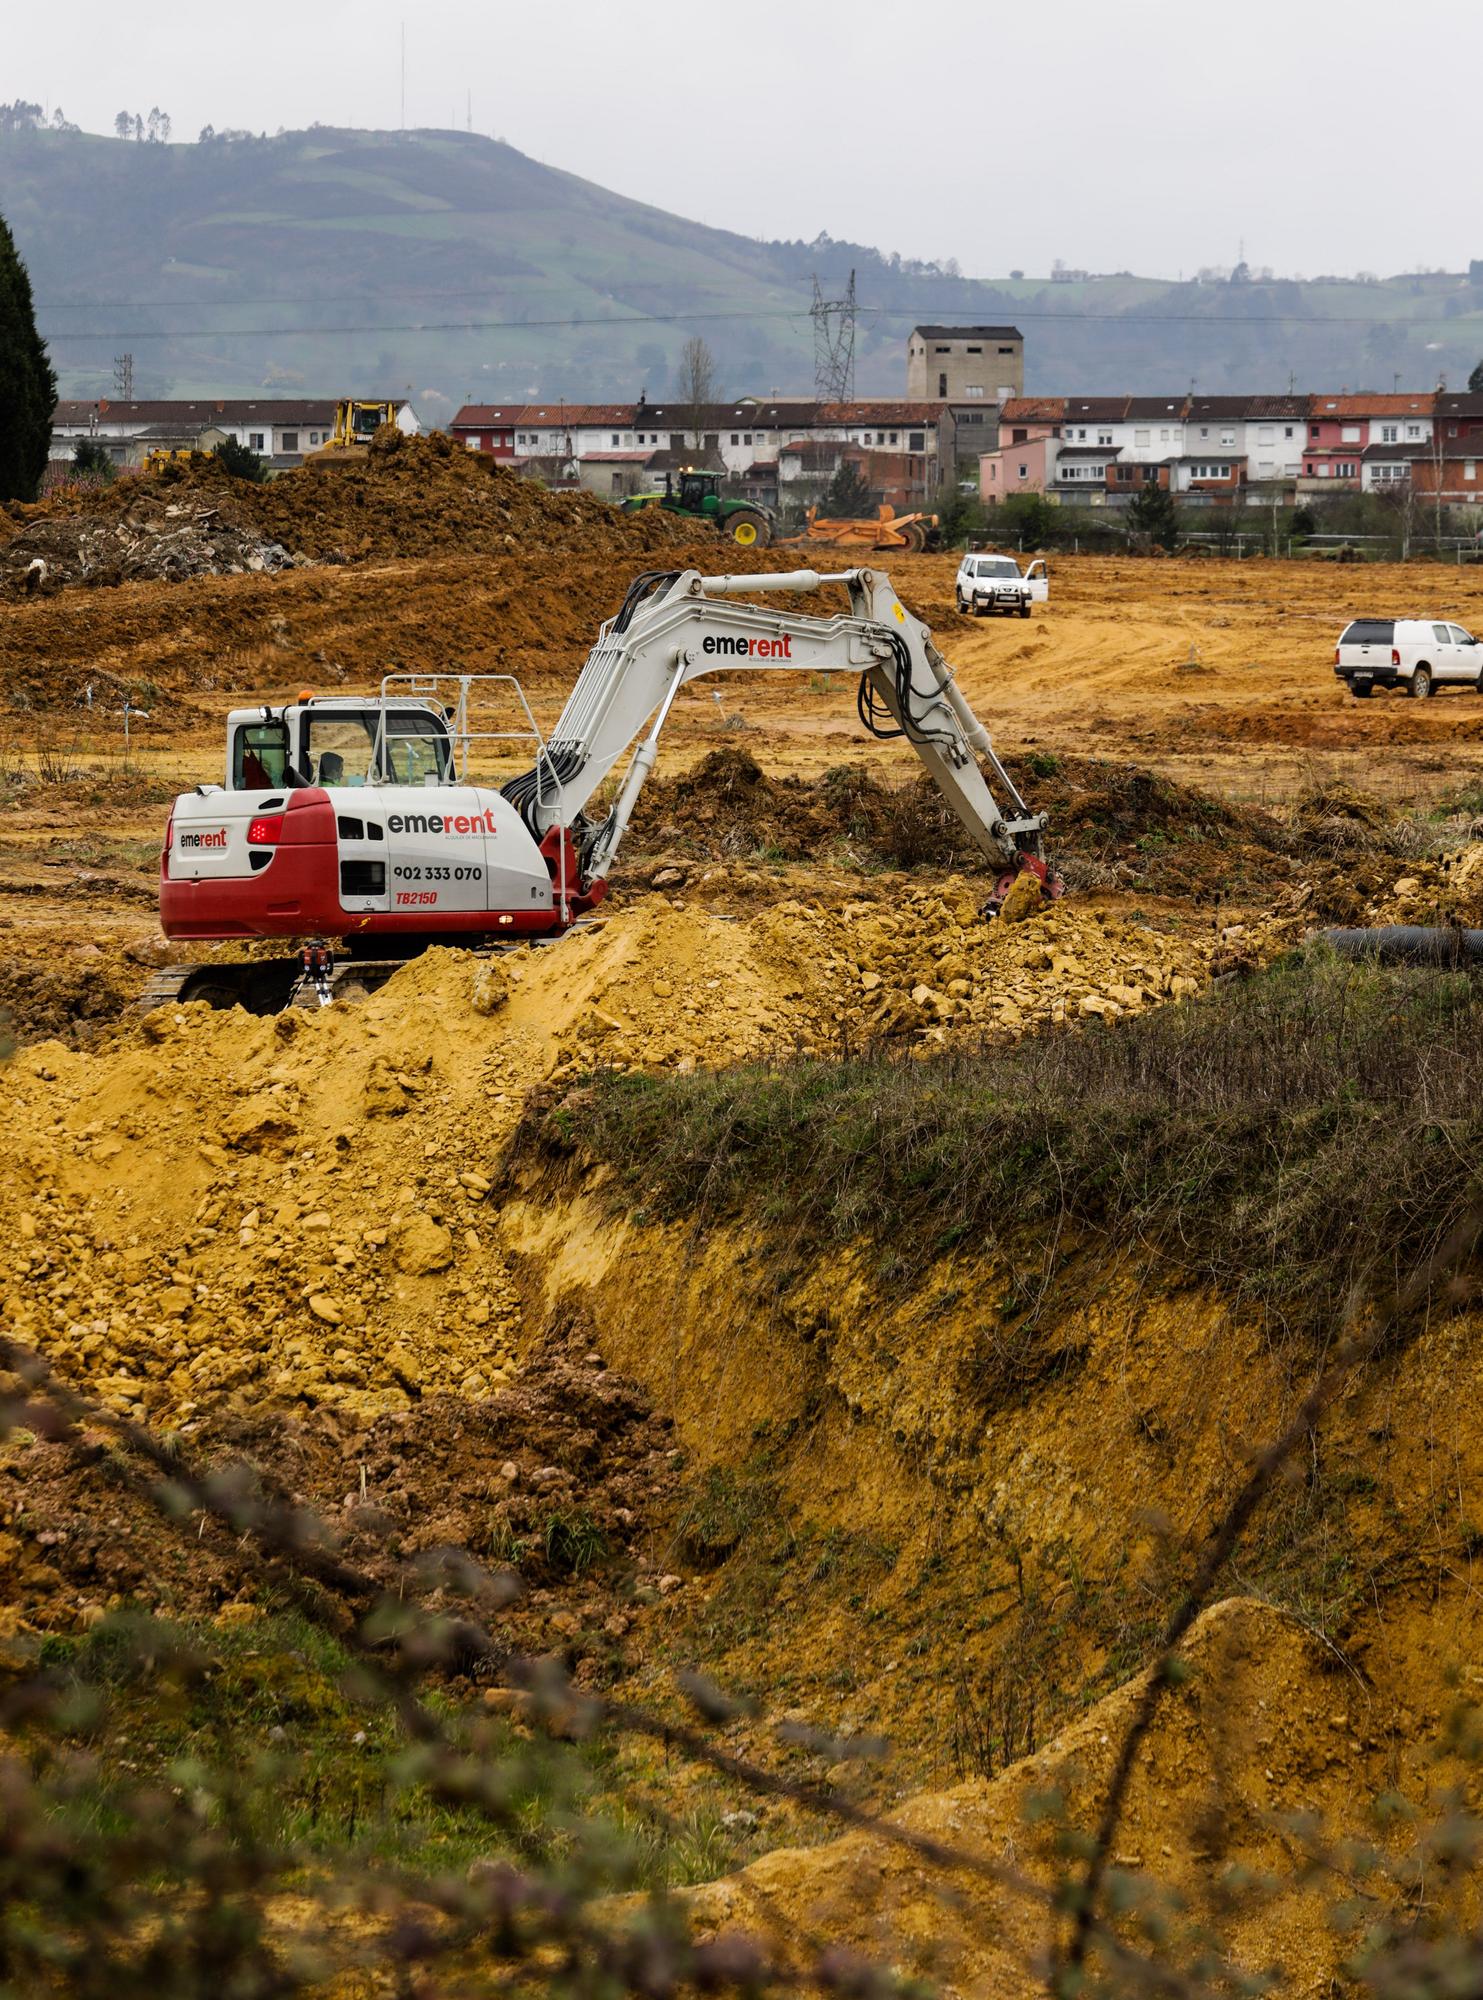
left=998, top=397, right=1066, bottom=421
left=1309, top=393, right=1435, bottom=416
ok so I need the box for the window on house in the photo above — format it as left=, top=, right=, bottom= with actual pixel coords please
left=1134, top=429, right=1150, bottom=446
left=934, top=345, right=950, bottom=354
left=249, top=432, right=264, bottom=451
left=1469, top=462, right=1478, bottom=481
left=730, top=433, right=738, bottom=445
left=1258, top=428, right=1274, bottom=444
left=744, top=433, right=752, bottom=445
left=966, top=345, right=981, bottom=354
left=1341, top=425, right=1360, bottom=443
left=998, top=345, right=1014, bottom=354
left=1098, top=430, right=1112, bottom=445
left=1284, top=427, right=1294, bottom=439
left=909, top=431, right=924, bottom=450
left=1310, top=425, right=1320, bottom=438
left=1381, top=425, right=1398, bottom=442
left=1407, top=424, right=1421, bottom=439
left=1018, top=464, right=1028, bottom=477
left=282, top=432, right=299, bottom=452
left=1221, top=429, right=1235, bottom=446
left=964, top=386, right=984, bottom=398
left=890, top=431, right=898, bottom=444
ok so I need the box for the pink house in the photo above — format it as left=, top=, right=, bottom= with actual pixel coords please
left=981, top=432, right=1057, bottom=502
left=1300, top=393, right=1433, bottom=490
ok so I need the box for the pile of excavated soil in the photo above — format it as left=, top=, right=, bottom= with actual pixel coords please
left=2, top=429, right=694, bottom=588
left=627, top=748, right=1445, bottom=918
left=0, top=886, right=1225, bottom=1428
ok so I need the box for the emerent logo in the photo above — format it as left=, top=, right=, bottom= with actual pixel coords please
left=701, top=633, right=793, bottom=659
left=386, top=808, right=498, bottom=836
left=177, top=827, right=229, bottom=850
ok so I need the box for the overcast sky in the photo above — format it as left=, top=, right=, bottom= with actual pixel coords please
left=11, top=0, right=1482, bottom=278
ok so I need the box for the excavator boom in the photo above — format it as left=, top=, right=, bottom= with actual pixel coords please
left=501, top=565, right=1047, bottom=896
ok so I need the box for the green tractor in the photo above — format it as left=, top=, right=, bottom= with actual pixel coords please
left=622, top=469, right=773, bottom=548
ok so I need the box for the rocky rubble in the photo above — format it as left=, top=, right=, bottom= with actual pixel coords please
left=0, top=506, right=299, bottom=596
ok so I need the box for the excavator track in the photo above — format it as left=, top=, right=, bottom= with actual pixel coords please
left=136, top=926, right=603, bottom=1016
left=135, top=958, right=411, bottom=1015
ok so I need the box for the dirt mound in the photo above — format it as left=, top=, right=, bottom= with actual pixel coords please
left=680, top=1599, right=1382, bottom=1995
left=0, top=950, right=150, bottom=1049
left=0, top=888, right=1223, bottom=1429
left=4, top=430, right=695, bottom=584
left=632, top=751, right=1285, bottom=897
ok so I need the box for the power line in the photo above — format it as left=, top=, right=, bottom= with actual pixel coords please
left=41, top=307, right=821, bottom=341
left=37, top=302, right=1476, bottom=345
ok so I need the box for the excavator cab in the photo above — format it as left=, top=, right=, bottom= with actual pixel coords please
left=224, top=698, right=454, bottom=791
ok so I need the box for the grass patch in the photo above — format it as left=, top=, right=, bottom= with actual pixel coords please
left=525, top=949, right=1483, bottom=1338
left=28, top=1605, right=744, bottom=1895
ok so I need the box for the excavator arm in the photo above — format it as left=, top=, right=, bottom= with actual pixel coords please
left=502, top=566, right=1049, bottom=898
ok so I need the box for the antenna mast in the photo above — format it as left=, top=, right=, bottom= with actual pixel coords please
left=811, top=269, right=857, bottom=403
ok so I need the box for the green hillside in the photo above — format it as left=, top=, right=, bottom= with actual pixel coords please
left=3, top=123, right=1482, bottom=410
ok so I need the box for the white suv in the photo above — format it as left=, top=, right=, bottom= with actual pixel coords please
left=955, top=553, right=1048, bottom=618
left=1334, top=617, right=1483, bottom=698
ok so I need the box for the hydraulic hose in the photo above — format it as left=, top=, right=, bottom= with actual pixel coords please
left=1317, top=926, right=1483, bottom=966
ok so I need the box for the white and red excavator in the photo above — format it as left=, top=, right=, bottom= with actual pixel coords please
left=151, top=566, right=1058, bottom=1009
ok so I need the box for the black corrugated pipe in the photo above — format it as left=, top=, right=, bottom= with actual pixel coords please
left=1317, top=927, right=1483, bottom=965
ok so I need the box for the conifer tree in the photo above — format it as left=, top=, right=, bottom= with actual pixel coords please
left=0, top=210, right=56, bottom=502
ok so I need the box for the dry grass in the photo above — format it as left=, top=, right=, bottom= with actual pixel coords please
left=528, top=949, right=1483, bottom=1339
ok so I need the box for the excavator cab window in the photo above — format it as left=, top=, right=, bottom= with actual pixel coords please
left=352, top=405, right=385, bottom=438
left=301, top=708, right=452, bottom=787
left=232, top=718, right=291, bottom=790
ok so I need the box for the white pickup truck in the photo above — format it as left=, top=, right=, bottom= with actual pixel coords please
left=955, top=552, right=1049, bottom=618
left=1334, top=617, right=1483, bottom=698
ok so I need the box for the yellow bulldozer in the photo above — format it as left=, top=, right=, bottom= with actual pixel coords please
left=305, top=401, right=401, bottom=467
left=780, top=503, right=938, bottom=553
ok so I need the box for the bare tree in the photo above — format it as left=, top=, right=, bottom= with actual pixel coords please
left=674, top=336, right=717, bottom=454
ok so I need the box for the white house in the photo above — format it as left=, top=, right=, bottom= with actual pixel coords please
left=50, top=398, right=419, bottom=470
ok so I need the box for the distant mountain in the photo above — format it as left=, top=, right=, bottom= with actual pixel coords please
left=3, top=124, right=1482, bottom=412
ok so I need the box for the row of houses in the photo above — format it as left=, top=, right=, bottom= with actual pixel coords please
left=448, top=395, right=975, bottom=511
left=49, top=398, right=421, bottom=471
left=981, top=391, right=1483, bottom=506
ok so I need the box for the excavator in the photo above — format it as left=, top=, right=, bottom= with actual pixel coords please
left=149, top=566, right=1058, bottom=1010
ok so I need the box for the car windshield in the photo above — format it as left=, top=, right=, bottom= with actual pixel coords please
left=302, top=708, right=452, bottom=786
left=972, top=558, right=1020, bottom=578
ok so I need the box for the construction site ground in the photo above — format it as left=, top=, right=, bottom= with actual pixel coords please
left=5, top=454, right=1483, bottom=1993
